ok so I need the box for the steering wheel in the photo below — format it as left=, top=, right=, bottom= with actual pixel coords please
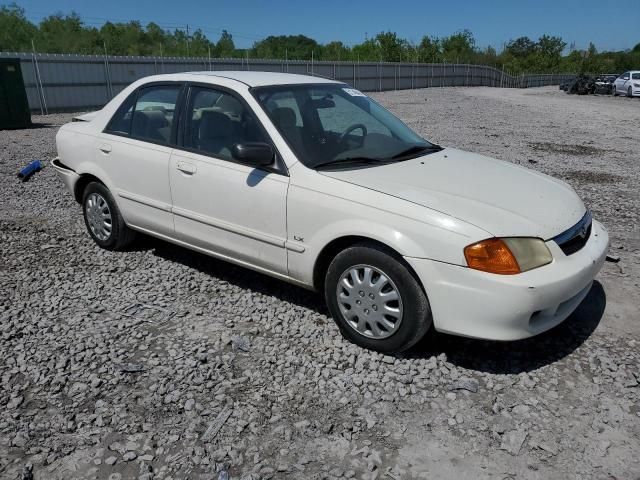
left=338, top=123, right=368, bottom=147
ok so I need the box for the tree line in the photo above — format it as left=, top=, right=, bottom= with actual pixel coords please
left=1, top=3, right=639, bottom=74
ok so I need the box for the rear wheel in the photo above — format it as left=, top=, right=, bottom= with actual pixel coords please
left=82, top=182, right=135, bottom=250
left=324, top=243, right=432, bottom=353
left=613, top=86, right=618, bottom=96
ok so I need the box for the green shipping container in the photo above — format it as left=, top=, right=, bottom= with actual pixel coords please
left=0, top=58, right=32, bottom=129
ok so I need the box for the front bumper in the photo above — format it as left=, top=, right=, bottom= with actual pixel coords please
left=405, top=220, right=609, bottom=340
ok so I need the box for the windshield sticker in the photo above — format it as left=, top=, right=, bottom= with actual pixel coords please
left=342, top=88, right=366, bottom=97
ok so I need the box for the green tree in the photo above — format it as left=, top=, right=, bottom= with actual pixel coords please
left=216, top=30, right=235, bottom=57
left=441, top=29, right=475, bottom=61
left=418, top=35, right=441, bottom=62
left=252, top=34, right=318, bottom=60
left=36, top=12, right=102, bottom=54
left=351, top=38, right=380, bottom=61
left=505, top=36, right=537, bottom=58
left=320, top=41, right=350, bottom=61
left=0, top=3, right=36, bottom=51
left=375, top=31, right=406, bottom=62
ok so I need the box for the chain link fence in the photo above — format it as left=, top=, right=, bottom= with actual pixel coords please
left=0, top=52, right=574, bottom=113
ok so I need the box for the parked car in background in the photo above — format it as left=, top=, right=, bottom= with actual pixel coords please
left=559, top=77, right=574, bottom=91
left=566, top=74, right=596, bottom=95
left=52, top=72, right=609, bottom=352
left=594, top=74, right=618, bottom=94
left=613, top=71, right=640, bottom=97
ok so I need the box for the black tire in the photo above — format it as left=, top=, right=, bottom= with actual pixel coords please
left=613, top=87, right=618, bottom=96
left=628, top=86, right=633, bottom=98
left=82, top=181, right=135, bottom=250
left=324, top=243, right=432, bottom=353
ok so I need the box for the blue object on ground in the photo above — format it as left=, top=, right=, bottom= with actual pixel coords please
left=17, top=160, right=43, bottom=181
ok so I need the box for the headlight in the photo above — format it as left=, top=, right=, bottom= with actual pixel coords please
left=634, top=83, right=640, bottom=88
left=464, top=237, right=552, bottom=274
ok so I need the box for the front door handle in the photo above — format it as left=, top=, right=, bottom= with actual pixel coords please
left=177, top=161, right=197, bottom=175
left=99, top=144, right=112, bottom=154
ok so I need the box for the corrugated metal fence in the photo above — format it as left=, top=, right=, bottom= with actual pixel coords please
left=0, top=52, right=574, bottom=113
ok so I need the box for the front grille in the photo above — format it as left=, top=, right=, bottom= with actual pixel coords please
left=553, top=211, right=592, bottom=256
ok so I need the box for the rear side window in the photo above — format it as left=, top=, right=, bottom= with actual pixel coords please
left=105, top=85, right=181, bottom=145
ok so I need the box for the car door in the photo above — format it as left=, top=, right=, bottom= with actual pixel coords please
left=169, top=85, right=289, bottom=275
left=99, top=83, right=183, bottom=236
left=616, top=72, right=629, bottom=93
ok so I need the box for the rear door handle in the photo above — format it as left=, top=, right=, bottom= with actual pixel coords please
left=99, top=144, right=112, bottom=154
left=177, top=161, right=197, bottom=175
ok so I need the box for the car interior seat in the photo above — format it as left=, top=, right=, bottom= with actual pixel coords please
left=132, top=110, right=170, bottom=142
left=197, top=110, right=237, bottom=158
left=271, top=107, right=305, bottom=158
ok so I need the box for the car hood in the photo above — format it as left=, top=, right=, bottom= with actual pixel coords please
left=319, top=148, right=586, bottom=239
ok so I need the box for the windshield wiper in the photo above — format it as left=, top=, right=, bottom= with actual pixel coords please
left=391, top=144, right=443, bottom=160
left=315, top=157, right=391, bottom=170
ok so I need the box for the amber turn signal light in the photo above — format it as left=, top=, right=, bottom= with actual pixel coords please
left=464, top=238, right=521, bottom=275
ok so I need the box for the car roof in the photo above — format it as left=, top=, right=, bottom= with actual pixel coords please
left=139, top=71, right=343, bottom=87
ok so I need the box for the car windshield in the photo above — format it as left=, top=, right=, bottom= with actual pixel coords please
left=632, top=73, right=640, bottom=80
left=252, top=84, right=439, bottom=169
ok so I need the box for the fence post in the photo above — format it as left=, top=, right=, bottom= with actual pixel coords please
left=31, top=40, right=47, bottom=115
left=31, top=51, right=44, bottom=115
left=411, top=63, right=414, bottom=90
left=394, top=63, right=397, bottom=90
left=103, top=47, right=112, bottom=101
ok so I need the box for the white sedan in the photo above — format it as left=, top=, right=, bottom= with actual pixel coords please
left=53, top=72, right=609, bottom=352
left=613, top=71, right=640, bottom=97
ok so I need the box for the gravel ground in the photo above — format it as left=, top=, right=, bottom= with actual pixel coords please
left=1, top=86, right=639, bottom=480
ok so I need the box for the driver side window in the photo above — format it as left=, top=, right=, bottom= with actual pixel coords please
left=185, top=87, right=268, bottom=161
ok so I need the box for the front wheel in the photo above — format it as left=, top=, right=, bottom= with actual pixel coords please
left=628, top=86, right=633, bottom=98
left=324, top=243, right=432, bottom=353
left=82, top=181, right=135, bottom=250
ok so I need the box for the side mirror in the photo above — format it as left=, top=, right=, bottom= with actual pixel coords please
left=232, top=142, right=274, bottom=167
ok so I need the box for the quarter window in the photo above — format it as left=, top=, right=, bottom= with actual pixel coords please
left=105, top=94, right=135, bottom=135
left=185, top=87, right=268, bottom=161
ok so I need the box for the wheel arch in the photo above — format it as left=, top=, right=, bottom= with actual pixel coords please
left=73, top=173, right=105, bottom=203
left=312, top=235, right=425, bottom=293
